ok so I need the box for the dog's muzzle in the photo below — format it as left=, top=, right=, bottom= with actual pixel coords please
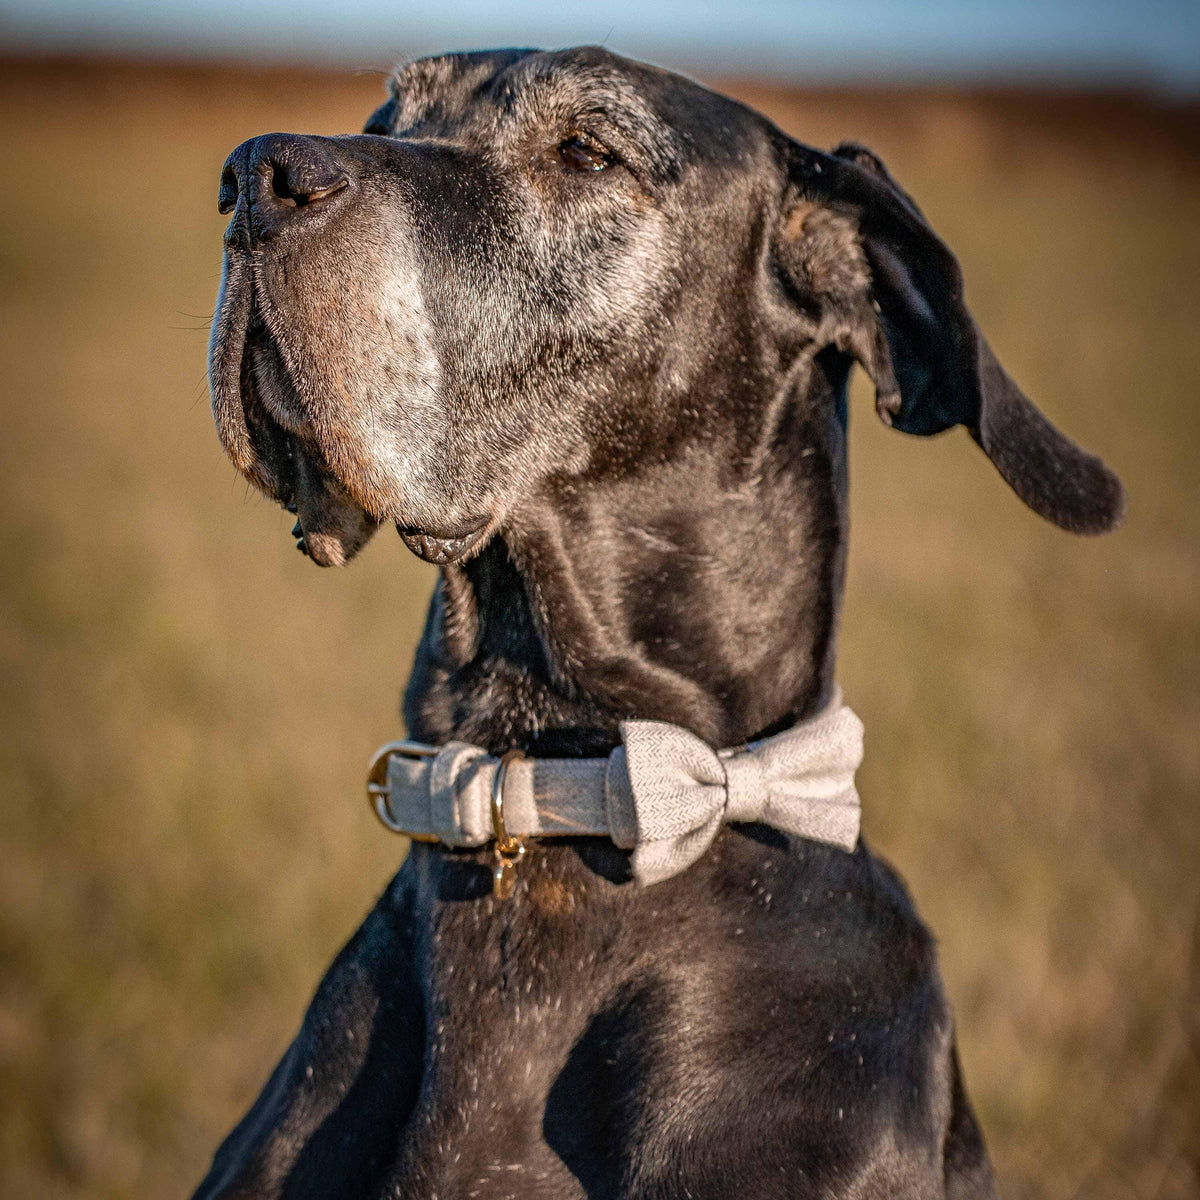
left=367, top=694, right=864, bottom=895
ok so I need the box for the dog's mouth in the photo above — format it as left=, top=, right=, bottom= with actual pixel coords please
left=397, top=516, right=491, bottom=564
left=213, top=267, right=498, bottom=568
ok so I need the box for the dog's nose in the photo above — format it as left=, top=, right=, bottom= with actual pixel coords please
left=219, top=133, right=350, bottom=247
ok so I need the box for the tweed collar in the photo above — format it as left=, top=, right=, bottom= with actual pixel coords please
left=367, top=693, right=862, bottom=896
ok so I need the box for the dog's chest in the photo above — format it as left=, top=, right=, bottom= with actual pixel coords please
left=380, top=837, right=952, bottom=1200
left=386, top=849, right=637, bottom=1197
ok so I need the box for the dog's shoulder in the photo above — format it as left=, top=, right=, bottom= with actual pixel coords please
left=191, top=874, right=425, bottom=1199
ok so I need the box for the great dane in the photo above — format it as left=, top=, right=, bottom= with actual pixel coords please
left=197, top=46, right=1124, bottom=1198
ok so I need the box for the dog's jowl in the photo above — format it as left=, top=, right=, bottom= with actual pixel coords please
left=197, top=47, right=1123, bottom=1199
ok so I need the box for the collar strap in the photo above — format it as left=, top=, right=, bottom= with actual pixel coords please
left=367, top=694, right=863, bottom=890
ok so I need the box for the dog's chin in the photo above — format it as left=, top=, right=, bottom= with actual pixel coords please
left=397, top=518, right=491, bottom=565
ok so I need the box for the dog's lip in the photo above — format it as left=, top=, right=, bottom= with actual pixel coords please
left=242, top=315, right=299, bottom=432
left=397, top=515, right=491, bottom=565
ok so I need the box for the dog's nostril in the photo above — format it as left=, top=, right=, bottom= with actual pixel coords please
left=218, top=165, right=238, bottom=214
left=271, top=164, right=300, bottom=208
left=270, top=162, right=348, bottom=209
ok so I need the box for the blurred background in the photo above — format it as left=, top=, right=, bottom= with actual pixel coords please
left=1, top=2, right=1197, bottom=1197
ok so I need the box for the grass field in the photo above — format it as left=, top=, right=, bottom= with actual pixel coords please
left=0, top=54, right=1196, bottom=1199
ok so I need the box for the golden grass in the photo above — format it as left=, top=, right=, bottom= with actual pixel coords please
left=0, top=56, right=1196, bottom=1199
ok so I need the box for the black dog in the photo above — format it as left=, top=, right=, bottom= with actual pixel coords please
left=197, top=47, right=1123, bottom=1198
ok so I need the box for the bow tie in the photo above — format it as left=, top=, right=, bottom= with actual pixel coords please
left=367, top=694, right=863, bottom=893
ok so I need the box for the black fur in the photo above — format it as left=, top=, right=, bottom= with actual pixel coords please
left=196, top=46, right=1123, bottom=1198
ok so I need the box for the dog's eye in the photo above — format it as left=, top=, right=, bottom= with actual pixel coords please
left=558, top=135, right=613, bottom=173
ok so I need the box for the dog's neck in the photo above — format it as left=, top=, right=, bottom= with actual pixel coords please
left=404, top=357, right=851, bottom=758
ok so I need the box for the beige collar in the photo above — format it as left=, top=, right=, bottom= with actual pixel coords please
left=367, top=693, right=863, bottom=897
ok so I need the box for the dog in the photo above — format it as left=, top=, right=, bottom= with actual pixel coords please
left=196, top=47, right=1124, bottom=1199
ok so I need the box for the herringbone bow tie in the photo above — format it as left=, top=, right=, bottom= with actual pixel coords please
left=368, top=694, right=863, bottom=889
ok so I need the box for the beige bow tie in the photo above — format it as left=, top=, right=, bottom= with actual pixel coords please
left=368, top=695, right=863, bottom=890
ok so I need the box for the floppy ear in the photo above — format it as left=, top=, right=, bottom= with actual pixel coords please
left=776, top=139, right=1125, bottom=534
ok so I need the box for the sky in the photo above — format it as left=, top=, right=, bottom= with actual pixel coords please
left=2, top=0, right=1199, bottom=90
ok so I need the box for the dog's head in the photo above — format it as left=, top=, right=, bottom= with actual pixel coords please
left=209, top=46, right=1123, bottom=569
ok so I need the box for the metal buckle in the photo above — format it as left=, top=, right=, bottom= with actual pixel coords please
left=490, top=749, right=527, bottom=900
left=366, top=740, right=528, bottom=895
left=366, top=740, right=440, bottom=842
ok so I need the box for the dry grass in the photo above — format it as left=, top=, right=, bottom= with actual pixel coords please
left=0, top=56, right=1196, bottom=1199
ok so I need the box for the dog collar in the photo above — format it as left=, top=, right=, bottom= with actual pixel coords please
left=366, top=693, right=862, bottom=897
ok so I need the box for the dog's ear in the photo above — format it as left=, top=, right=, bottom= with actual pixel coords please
left=775, top=139, right=1125, bottom=534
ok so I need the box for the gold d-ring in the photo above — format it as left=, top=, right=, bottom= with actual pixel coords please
left=490, top=749, right=526, bottom=899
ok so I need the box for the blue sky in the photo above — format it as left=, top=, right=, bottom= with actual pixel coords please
left=3, top=0, right=1198, bottom=89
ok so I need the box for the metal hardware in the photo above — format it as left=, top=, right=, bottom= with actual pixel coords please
left=366, top=740, right=440, bottom=841
left=366, top=740, right=531, bottom=891
left=490, top=749, right=527, bottom=900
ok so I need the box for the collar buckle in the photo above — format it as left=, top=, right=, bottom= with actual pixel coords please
left=366, top=740, right=441, bottom=842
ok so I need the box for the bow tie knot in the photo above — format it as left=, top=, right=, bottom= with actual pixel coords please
left=723, top=750, right=769, bottom=823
